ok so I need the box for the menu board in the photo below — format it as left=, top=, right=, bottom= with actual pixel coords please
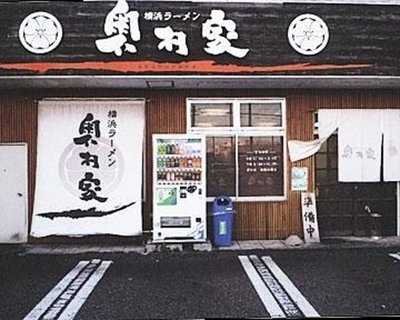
left=238, top=136, right=284, bottom=197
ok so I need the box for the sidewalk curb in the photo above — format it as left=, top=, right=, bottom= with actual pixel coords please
left=4, top=236, right=400, bottom=256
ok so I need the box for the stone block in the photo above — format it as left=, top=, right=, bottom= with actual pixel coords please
left=193, top=242, right=212, bottom=252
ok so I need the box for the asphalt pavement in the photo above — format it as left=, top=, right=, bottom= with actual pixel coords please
left=1, top=243, right=400, bottom=319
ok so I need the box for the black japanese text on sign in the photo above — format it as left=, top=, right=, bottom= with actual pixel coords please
left=74, top=113, right=108, bottom=203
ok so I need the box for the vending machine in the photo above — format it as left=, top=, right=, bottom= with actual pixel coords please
left=152, top=134, right=206, bottom=242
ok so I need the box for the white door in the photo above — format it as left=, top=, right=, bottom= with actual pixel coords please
left=0, top=144, right=27, bottom=243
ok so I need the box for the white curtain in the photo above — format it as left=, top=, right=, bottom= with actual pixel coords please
left=31, top=99, right=145, bottom=237
left=338, top=110, right=382, bottom=182
left=289, top=108, right=400, bottom=182
left=288, top=109, right=342, bottom=162
left=383, top=109, right=400, bottom=181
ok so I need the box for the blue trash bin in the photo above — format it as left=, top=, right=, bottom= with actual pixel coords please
left=212, top=196, right=234, bottom=246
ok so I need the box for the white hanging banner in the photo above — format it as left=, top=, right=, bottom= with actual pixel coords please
left=383, top=109, right=400, bottom=181
left=288, top=109, right=342, bottom=162
left=31, top=99, right=145, bottom=237
left=338, top=109, right=382, bottom=182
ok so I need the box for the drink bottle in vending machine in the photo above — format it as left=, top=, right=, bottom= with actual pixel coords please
left=153, top=134, right=206, bottom=242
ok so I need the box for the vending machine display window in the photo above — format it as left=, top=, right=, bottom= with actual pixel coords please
left=153, top=134, right=206, bottom=242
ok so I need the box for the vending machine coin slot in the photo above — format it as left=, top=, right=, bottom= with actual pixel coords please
left=179, top=186, right=187, bottom=198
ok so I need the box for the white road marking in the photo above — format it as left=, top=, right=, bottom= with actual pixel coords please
left=23, top=259, right=112, bottom=320
left=249, top=255, right=302, bottom=318
left=57, top=261, right=113, bottom=320
left=238, top=255, right=286, bottom=318
left=389, top=252, right=400, bottom=261
left=261, top=256, right=320, bottom=318
left=41, top=259, right=101, bottom=320
left=23, top=261, right=90, bottom=320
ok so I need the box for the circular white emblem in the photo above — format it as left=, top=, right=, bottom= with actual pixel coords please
left=19, top=12, right=63, bottom=54
left=288, top=14, right=329, bottom=56
left=59, top=138, right=124, bottom=198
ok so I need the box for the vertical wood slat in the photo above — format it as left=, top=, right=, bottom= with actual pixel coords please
left=1, top=89, right=400, bottom=241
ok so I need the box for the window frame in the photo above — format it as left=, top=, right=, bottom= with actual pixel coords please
left=187, top=97, right=287, bottom=202
left=238, top=100, right=285, bottom=130
left=189, top=99, right=235, bottom=131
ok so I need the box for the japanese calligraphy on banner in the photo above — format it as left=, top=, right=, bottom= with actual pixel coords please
left=31, top=99, right=145, bottom=237
left=301, top=192, right=320, bottom=243
left=338, top=110, right=382, bottom=182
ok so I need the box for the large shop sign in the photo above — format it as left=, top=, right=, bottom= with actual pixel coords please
left=19, top=3, right=326, bottom=58
left=31, top=100, right=145, bottom=237
left=0, top=0, right=399, bottom=75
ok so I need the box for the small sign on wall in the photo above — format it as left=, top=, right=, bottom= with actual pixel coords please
left=292, top=167, right=308, bottom=191
left=301, top=192, right=320, bottom=243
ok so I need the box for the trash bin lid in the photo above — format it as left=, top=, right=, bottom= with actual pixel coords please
left=214, top=196, right=232, bottom=206
left=212, top=211, right=231, bottom=216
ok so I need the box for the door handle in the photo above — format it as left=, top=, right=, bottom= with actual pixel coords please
left=17, top=193, right=23, bottom=197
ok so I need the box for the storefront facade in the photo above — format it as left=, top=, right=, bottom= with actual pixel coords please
left=0, top=0, right=400, bottom=242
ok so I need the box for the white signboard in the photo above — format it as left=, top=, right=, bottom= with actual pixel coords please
left=291, top=167, right=308, bottom=191
left=31, top=99, right=145, bottom=237
left=301, top=192, right=320, bottom=243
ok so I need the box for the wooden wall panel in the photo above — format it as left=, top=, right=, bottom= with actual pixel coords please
left=143, top=92, right=187, bottom=230
left=228, top=93, right=315, bottom=240
left=1, top=89, right=400, bottom=241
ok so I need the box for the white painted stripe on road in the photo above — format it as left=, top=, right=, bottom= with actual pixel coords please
left=238, top=255, right=286, bottom=318
left=23, top=261, right=90, bottom=320
left=261, top=256, right=320, bottom=318
left=389, top=252, right=400, bottom=261
left=57, top=261, right=113, bottom=320
left=42, top=259, right=102, bottom=319
left=250, top=255, right=301, bottom=318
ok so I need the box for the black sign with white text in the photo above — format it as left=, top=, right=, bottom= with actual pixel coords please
left=1, top=0, right=400, bottom=75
